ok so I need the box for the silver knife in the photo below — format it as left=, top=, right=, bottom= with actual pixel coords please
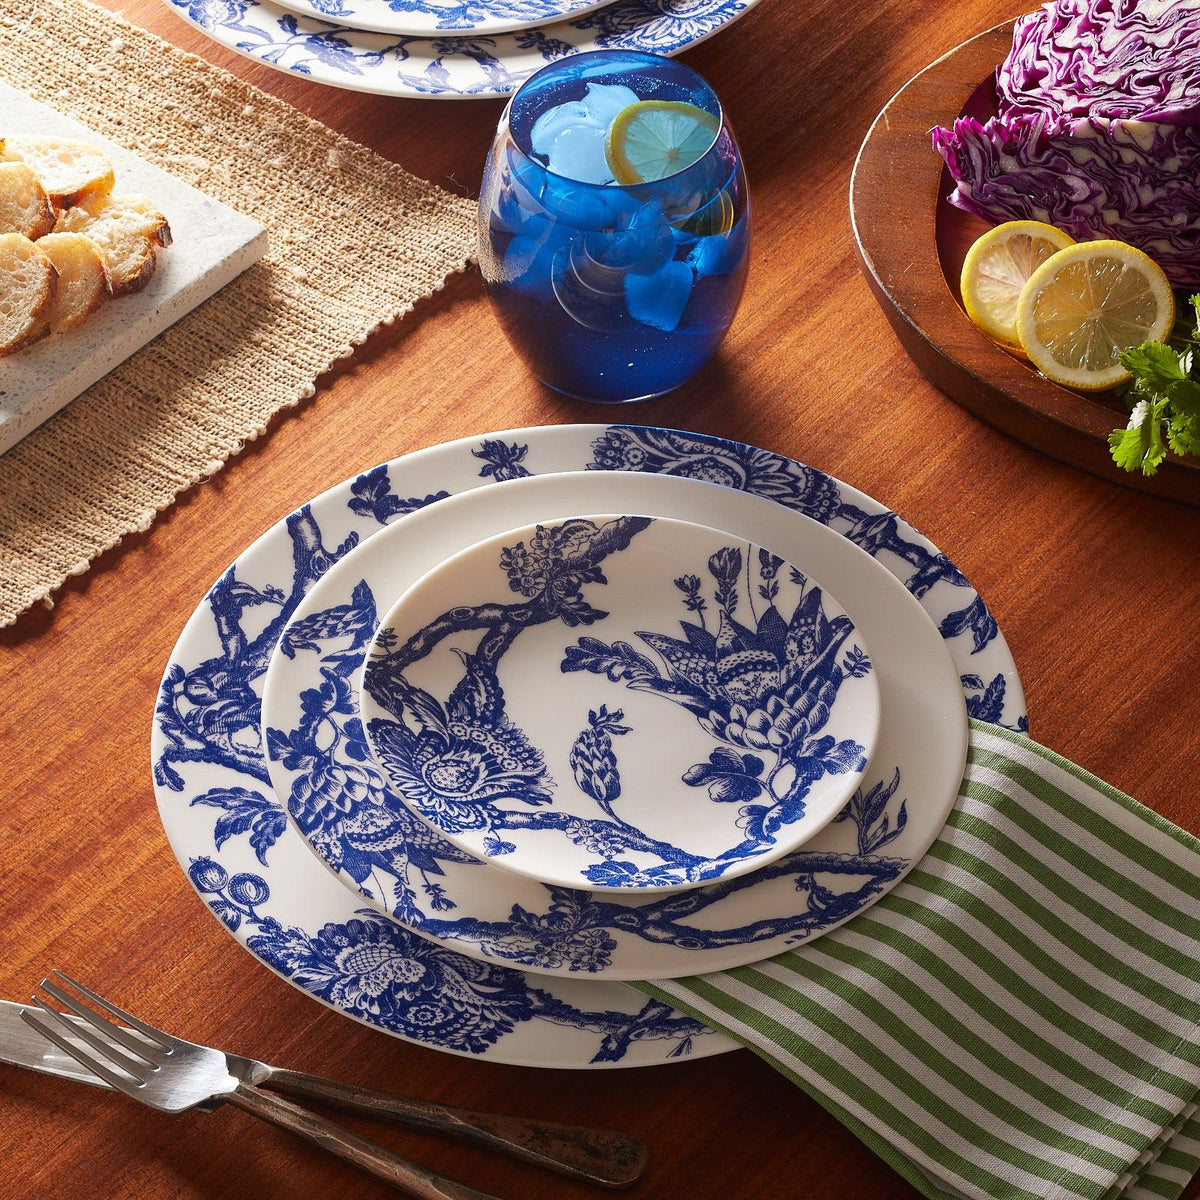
left=0, top=998, right=111, bottom=1089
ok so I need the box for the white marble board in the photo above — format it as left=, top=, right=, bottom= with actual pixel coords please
left=0, top=83, right=268, bottom=455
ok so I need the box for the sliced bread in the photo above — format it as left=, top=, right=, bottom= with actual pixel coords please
left=0, top=161, right=55, bottom=239
left=54, top=193, right=171, bottom=296
left=0, top=232, right=56, bottom=355
left=2, top=136, right=115, bottom=209
left=38, top=232, right=109, bottom=333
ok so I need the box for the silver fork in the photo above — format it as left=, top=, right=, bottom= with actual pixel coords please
left=22, top=972, right=647, bottom=1197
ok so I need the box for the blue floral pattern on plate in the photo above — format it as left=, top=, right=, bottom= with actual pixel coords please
left=153, top=424, right=1025, bottom=1066
left=272, top=0, right=613, bottom=39
left=361, top=516, right=878, bottom=890
left=162, top=0, right=760, bottom=98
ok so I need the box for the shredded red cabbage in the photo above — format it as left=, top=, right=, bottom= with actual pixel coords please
left=933, top=0, right=1200, bottom=286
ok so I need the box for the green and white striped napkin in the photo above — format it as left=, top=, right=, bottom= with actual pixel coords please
left=637, top=720, right=1200, bottom=1200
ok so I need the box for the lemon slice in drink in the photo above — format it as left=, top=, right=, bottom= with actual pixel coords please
left=960, top=221, right=1075, bottom=347
left=605, top=100, right=720, bottom=185
left=1015, top=240, right=1175, bottom=391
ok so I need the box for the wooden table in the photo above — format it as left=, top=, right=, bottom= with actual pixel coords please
left=3, top=2, right=1199, bottom=1197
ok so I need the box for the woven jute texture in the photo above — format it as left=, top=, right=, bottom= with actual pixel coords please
left=0, top=0, right=477, bottom=627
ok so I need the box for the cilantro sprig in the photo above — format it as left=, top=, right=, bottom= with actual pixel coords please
left=1109, top=295, right=1200, bottom=475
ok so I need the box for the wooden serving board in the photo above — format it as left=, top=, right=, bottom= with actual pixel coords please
left=850, top=21, right=1200, bottom=507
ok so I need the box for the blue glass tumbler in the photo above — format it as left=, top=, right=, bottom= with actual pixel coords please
left=478, top=50, right=750, bottom=403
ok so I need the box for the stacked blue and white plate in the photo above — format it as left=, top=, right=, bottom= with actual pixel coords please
left=162, top=0, right=763, bottom=98
left=151, top=424, right=1025, bottom=1069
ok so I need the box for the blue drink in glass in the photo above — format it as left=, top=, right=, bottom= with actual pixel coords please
left=479, top=50, right=750, bottom=403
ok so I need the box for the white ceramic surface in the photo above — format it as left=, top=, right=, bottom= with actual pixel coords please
left=263, top=470, right=967, bottom=980
left=360, top=512, right=882, bottom=893
left=0, top=83, right=268, bottom=455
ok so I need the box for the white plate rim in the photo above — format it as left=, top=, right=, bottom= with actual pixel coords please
left=159, top=0, right=762, bottom=100
left=269, top=0, right=616, bottom=40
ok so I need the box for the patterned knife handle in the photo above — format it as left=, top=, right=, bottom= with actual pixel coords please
left=262, top=1068, right=648, bottom=1189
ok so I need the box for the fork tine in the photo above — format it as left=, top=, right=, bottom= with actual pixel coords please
left=40, top=979, right=162, bottom=1066
left=20, top=1008, right=146, bottom=1094
left=27, top=996, right=152, bottom=1083
left=51, top=971, right=173, bottom=1051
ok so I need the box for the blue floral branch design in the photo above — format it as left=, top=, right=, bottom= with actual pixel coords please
left=265, top=587, right=479, bottom=922
left=410, top=847, right=909, bottom=970
left=187, top=857, right=705, bottom=1060
left=363, top=512, right=875, bottom=890
left=833, top=770, right=909, bottom=856
left=189, top=788, right=287, bottom=865
left=586, top=426, right=1004, bottom=663
left=473, top=439, right=532, bottom=480
left=171, top=1, right=754, bottom=97
left=348, top=465, right=450, bottom=526
left=569, top=706, right=630, bottom=819
left=154, top=507, right=359, bottom=793
left=561, top=543, right=872, bottom=883
left=362, top=517, right=648, bottom=846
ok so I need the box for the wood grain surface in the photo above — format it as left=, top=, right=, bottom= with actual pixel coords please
left=3, top=2, right=1199, bottom=1198
left=851, top=20, right=1200, bottom=506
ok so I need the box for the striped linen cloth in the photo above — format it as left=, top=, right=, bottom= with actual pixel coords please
left=637, top=721, right=1200, bottom=1200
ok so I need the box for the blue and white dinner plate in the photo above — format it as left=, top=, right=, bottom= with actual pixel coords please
left=162, top=0, right=762, bottom=98
left=271, top=0, right=613, bottom=39
left=153, top=425, right=1026, bottom=1067
left=262, top=468, right=967, bottom=978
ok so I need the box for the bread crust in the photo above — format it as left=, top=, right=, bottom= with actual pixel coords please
left=0, top=232, right=57, bottom=356
left=110, top=245, right=156, bottom=297
left=54, top=193, right=170, bottom=296
left=38, top=232, right=109, bottom=333
left=2, top=136, right=115, bottom=209
left=0, top=162, right=56, bottom=239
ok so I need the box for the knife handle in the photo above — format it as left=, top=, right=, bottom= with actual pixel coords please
left=262, top=1068, right=647, bottom=1189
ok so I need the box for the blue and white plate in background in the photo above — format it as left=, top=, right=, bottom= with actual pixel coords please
left=161, top=0, right=762, bottom=98
left=270, top=0, right=614, bottom=39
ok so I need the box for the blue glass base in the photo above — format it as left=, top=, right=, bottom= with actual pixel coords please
left=540, top=379, right=680, bottom=404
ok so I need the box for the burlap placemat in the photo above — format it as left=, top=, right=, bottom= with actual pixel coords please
left=0, top=0, right=477, bottom=627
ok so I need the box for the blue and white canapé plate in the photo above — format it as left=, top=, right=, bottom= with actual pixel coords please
left=263, top=469, right=968, bottom=980
left=162, top=0, right=761, bottom=98
left=154, top=425, right=1025, bottom=1064
left=360, top=512, right=882, bottom=893
left=271, top=0, right=613, bottom=39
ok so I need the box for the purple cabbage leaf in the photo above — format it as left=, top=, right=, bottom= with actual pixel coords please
left=933, top=0, right=1200, bottom=288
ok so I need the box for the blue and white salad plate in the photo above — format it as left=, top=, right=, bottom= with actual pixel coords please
left=271, top=0, right=613, bottom=38
left=162, top=0, right=761, bottom=98
left=360, top=511, right=883, bottom=894
left=262, top=466, right=976, bottom=980
left=153, top=425, right=1025, bottom=1065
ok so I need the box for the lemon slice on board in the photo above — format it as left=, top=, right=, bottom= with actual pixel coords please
left=605, top=101, right=720, bottom=185
left=1015, top=240, right=1175, bottom=391
left=960, top=221, right=1076, bottom=347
